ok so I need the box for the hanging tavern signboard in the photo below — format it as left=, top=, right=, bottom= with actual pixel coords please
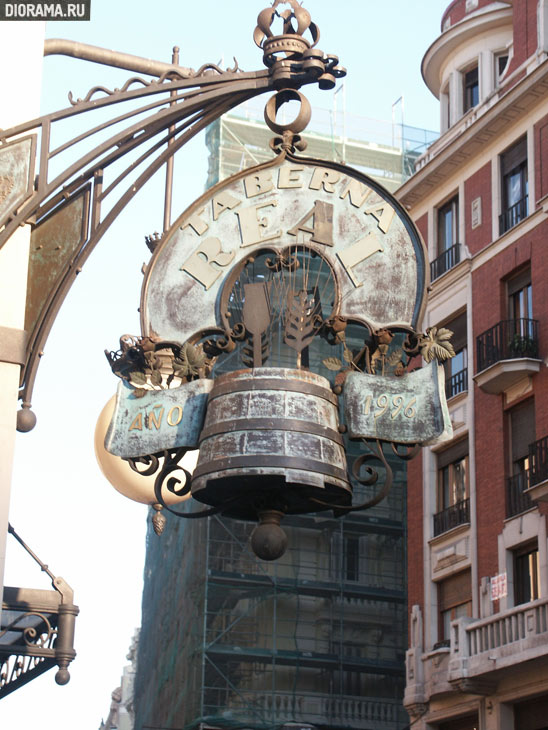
left=102, top=97, right=454, bottom=557
left=142, top=155, right=426, bottom=345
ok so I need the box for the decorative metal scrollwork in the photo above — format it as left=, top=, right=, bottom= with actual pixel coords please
left=126, top=449, right=222, bottom=524
left=0, top=612, right=56, bottom=649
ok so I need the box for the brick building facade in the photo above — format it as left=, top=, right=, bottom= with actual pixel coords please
left=396, top=2, right=548, bottom=729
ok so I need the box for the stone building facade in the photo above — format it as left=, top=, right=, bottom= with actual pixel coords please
left=397, top=2, right=548, bottom=729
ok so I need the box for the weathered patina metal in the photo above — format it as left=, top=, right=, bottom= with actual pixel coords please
left=92, top=3, right=454, bottom=558
left=191, top=367, right=351, bottom=519
left=26, top=186, right=90, bottom=340
left=105, top=378, right=213, bottom=459
left=142, top=153, right=427, bottom=348
left=343, top=361, right=452, bottom=445
left=0, top=135, right=36, bottom=225
left=0, top=0, right=345, bottom=420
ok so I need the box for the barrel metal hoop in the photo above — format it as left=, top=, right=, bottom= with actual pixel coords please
left=208, top=377, right=339, bottom=406
left=199, top=417, right=344, bottom=446
left=192, top=454, right=350, bottom=484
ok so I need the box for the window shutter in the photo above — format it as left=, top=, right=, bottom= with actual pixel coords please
left=437, top=438, right=469, bottom=469
left=507, top=267, right=531, bottom=296
left=439, top=569, right=472, bottom=612
left=501, top=136, right=527, bottom=175
left=510, top=399, right=535, bottom=462
left=445, top=311, right=467, bottom=352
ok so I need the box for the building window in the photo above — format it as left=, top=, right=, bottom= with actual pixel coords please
left=506, top=399, right=535, bottom=518
left=434, top=440, right=469, bottom=536
left=507, top=268, right=533, bottom=334
left=463, top=65, right=479, bottom=112
left=494, top=51, right=509, bottom=85
left=500, top=137, right=528, bottom=234
left=431, top=196, right=460, bottom=280
left=437, top=196, right=459, bottom=254
left=443, top=312, right=467, bottom=398
left=437, top=714, right=479, bottom=730
left=514, top=694, right=548, bottom=729
left=514, top=541, right=540, bottom=606
left=506, top=267, right=537, bottom=358
left=509, top=399, right=535, bottom=475
left=344, top=535, right=360, bottom=582
left=438, top=570, right=472, bottom=645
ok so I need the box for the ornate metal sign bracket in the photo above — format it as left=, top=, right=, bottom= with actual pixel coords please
left=0, top=525, right=78, bottom=697
left=97, top=8, right=455, bottom=558
left=0, top=0, right=345, bottom=429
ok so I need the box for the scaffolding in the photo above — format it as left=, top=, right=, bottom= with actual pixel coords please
left=204, top=100, right=437, bottom=193
left=133, top=333, right=410, bottom=730
left=134, top=467, right=407, bottom=730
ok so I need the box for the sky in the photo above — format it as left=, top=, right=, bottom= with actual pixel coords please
left=2, top=1, right=447, bottom=728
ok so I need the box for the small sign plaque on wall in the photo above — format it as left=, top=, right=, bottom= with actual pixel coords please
left=490, top=573, right=508, bottom=601
left=471, top=197, right=482, bottom=229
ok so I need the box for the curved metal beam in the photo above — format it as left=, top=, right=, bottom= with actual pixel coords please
left=0, top=14, right=345, bottom=418
left=44, top=38, right=195, bottom=78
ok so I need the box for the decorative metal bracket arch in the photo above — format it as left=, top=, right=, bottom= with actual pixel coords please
left=0, top=2, right=345, bottom=420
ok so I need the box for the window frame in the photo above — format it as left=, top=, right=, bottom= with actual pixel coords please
left=500, top=137, right=529, bottom=233
left=436, top=195, right=459, bottom=255
left=442, top=312, right=468, bottom=399
left=494, top=50, right=509, bottom=86
left=463, top=64, right=479, bottom=113
left=513, top=540, right=540, bottom=606
left=437, top=439, right=469, bottom=512
left=438, top=569, right=472, bottom=644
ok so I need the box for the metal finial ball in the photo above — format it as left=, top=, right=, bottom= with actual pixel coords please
left=55, top=668, right=70, bottom=685
left=16, top=406, right=37, bottom=432
left=250, top=510, right=288, bottom=561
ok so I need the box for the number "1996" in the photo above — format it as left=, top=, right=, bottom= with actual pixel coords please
left=364, top=394, right=417, bottom=420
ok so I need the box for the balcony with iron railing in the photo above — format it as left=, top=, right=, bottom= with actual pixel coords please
left=474, top=318, right=541, bottom=394
left=499, top=195, right=528, bottom=235
left=506, top=469, right=533, bottom=518
left=433, top=498, right=470, bottom=537
left=430, top=243, right=461, bottom=282
left=445, top=367, right=467, bottom=400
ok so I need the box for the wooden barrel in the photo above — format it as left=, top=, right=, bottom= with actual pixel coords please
left=191, top=367, right=351, bottom=518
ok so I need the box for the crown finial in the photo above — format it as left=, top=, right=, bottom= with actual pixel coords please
left=254, top=0, right=319, bottom=67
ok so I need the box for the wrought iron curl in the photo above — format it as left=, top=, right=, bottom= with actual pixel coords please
left=129, top=448, right=219, bottom=520
left=0, top=611, right=55, bottom=648
left=126, top=454, right=160, bottom=477
left=154, top=448, right=193, bottom=499
left=345, top=438, right=393, bottom=510
left=391, top=442, right=421, bottom=461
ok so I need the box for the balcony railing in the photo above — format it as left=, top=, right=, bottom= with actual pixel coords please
left=433, top=498, right=470, bottom=537
left=446, top=367, right=468, bottom=399
left=215, top=690, right=405, bottom=729
left=529, top=435, right=548, bottom=487
left=499, top=195, right=528, bottom=235
left=430, top=242, right=461, bottom=281
left=448, top=597, right=548, bottom=688
left=476, top=318, right=539, bottom=372
left=506, top=469, right=533, bottom=518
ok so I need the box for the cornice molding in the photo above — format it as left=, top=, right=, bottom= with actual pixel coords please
left=422, top=6, right=513, bottom=97
left=397, top=61, right=548, bottom=209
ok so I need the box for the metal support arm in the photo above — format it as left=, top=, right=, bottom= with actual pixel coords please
left=0, top=6, right=345, bottom=419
